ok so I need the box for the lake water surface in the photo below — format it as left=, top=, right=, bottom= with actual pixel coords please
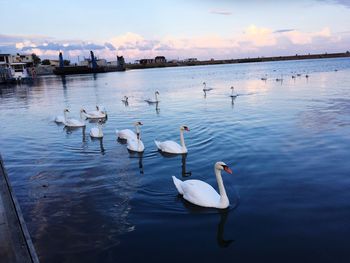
left=1, top=58, right=350, bottom=263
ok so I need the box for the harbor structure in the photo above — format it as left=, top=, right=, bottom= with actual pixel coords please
left=53, top=51, right=125, bottom=75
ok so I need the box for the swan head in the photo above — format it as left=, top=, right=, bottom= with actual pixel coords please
left=96, top=105, right=99, bottom=110
left=215, top=161, right=233, bottom=174
left=231, top=86, right=234, bottom=90
left=80, top=109, right=86, bottom=113
left=134, top=121, right=143, bottom=126
left=155, top=91, right=160, bottom=95
left=180, top=125, right=190, bottom=131
left=64, top=108, right=70, bottom=113
left=203, top=82, right=206, bottom=85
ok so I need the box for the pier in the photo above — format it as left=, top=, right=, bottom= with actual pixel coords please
left=0, top=156, right=39, bottom=263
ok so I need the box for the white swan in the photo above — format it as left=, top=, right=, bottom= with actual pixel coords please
left=64, top=109, right=86, bottom=128
left=90, top=119, right=104, bottom=138
left=82, top=105, right=107, bottom=119
left=229, top=86, right=238, bottom=98
left=203, top=82, right=213, bottom=92
left=127, top=130, right=145, bottom=152
left=172, top=161, right=233, bottom=209
left=116, top=122, right=143, bottom=140
left=155, top=125, right=189, bottom=154
left=55, top=108, right=69, bottom=123
left=145, top=91, right=160, bottom=103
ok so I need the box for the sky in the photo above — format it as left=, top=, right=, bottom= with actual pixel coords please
left=1, top=0, right=350, bottom=62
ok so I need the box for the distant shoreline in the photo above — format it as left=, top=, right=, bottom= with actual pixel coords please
left=126, top=52, right=350, bottom=70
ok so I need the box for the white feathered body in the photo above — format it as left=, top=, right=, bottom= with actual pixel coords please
left=55, top=115, right=65, bottom=123
left=155, top=140, right=187, bottom=154
left=90, top=127, right=103, bottom=138
left=172, top=176, right=228, bottom=208
left=116, top=129, right=137, bottom=140
left=127, top=138, right=145, bottom=152
left=64, top=118, right=85, bottom=128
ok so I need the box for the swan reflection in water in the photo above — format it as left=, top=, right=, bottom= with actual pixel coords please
left=90, top=137, right=105, bottom=154
left=145, top=100, right=160, bottom=115
left=64, top=126, right=86, bottom=141
left=128, top=151, right=144, bottom=174
left=88, top=117, right=107, bottom=124
left=231, top=96, right=236, bottom=109
left=158, top=152, right=191, bottom=177
left=155, top=102, right=160, bottom=115
left=179, top=198, right=235, bottom=248
left=181, top=154, right=191, bottom=177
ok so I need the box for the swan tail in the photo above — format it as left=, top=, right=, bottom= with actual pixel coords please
left=172, top=176, right=184, bottom=195
left=154, top=140, right=161, bottom=150
left=115, top=129, right=119, bottom=136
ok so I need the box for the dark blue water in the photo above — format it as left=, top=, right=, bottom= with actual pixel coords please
left=1, top=58, right=350, bottom=263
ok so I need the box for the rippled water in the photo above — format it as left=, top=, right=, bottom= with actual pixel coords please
left=1, top=58, right=350, bottom=263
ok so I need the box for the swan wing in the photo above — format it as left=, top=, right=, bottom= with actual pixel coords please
left=127, top=138, right=144, bottom=152
left=172, top=176, right=184, bottom=195
left=86, top=110, right=105, bottom=119
left=155, top=140, right=183, bottom=154
left=55, top=115, right=65, bottom=123
left=90, top=127, right=102, bottom=137
left=65, top=118, right=85, bottom=127
left=117, top=129, right=137, bottom=140
left=181, top=179, right=221, bottom=208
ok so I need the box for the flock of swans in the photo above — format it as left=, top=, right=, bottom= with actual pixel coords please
left=54, top=87, right=236, bottom=209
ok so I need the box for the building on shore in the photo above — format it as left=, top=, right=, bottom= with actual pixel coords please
left=139, top=56, right=167, bottom=65
left=155, top=56, right=166, bottom=63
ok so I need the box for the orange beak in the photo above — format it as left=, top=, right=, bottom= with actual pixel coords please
left=223, top=166, right=233, bottom=174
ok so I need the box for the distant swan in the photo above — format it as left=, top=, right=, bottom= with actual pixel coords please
left=127, top=129, right=145, bottom=152
left=229, top=86, right=238, bottom=98
left=203, top=82, right=213, bottom=92
left=116, top=122, right=143, bottom=140
left=172, top=161, right=233, bottom=209
left=83, top=105, right=107, bottom=119
left=90, top=119, right=104, bottom=138
left=122, top=96, right=129, bottom=105
left=64, top=109, right=86, bottom=128
left=145, top=91, right=160, bottom=103
left=276, top=75, right=283, bottom=82
left=155, top=125, right=189, bottom=154
left=55, top=108, right=69, bottom=123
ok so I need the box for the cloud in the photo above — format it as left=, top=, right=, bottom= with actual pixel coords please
left=242, top=25, right=276, bottom=46
left=0, top=25, right=348, bottom=62
left=210, top=9, right=232, bottom=15
left=281, top=27, right=332, bottom=45
left=104, top=42, right=116, bottom=51
left=274, top=29, right=296, bottom=33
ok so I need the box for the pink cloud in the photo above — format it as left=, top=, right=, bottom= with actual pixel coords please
left=1, top=25, right=347, bottom=62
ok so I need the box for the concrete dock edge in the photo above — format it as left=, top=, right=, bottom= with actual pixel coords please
left=0, top=155, right=39, bottom=263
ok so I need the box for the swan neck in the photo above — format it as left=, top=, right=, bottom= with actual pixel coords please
left=135, top=125, right=140, bottom=135
left=64, top=111, right=67, bottom=121
left=215, top=168, right=228, bottom=204
left=180, top=129, right=186, bottom=150
left=80, top=111, right=84, bottom=120
left=98, top=124, right=103, bottom=137
left=155, top=93, right=158, bottom=101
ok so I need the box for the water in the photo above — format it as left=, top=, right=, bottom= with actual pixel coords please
left=1, top=58, right=350, bottom=263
